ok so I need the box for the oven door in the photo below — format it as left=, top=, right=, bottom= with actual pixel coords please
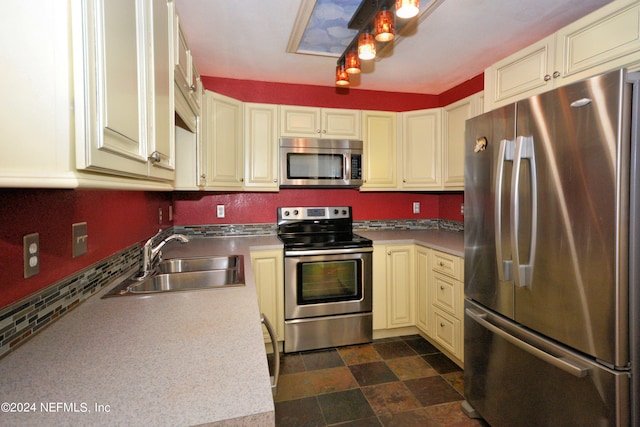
left=284, top=247, right=372, bottom=319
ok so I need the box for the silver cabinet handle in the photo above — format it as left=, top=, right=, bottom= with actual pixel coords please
left=544, top=74, right=551, bottom=81
left=261, top=313, right=280, bottom=396
left=553, top=71, right=561, bottom=78
left=148, top=151, right=164, bottom=163
left=466, top=308, right=590, bottom=378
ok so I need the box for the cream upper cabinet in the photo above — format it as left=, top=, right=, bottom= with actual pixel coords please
left=76, top=0, right=175, bottom=181
left=442, top=92, right=483, bottom=190
left=280, top=106, right=361, bottom=139
left=250, top=249, right=285, bottom=344
left=244, top=103, right=279, bottom=191
left=401, top=108, right=442, bottom=189
left=485, top=0, right=640, bottom=110
left=202, top=91, right=244, bottom=189
left=361, top=111, right=398, bottom=190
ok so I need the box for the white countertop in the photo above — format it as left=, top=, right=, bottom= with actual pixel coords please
left=0, top=229, right=462, bottom=426
left=0, top=235, right=282, bottom=427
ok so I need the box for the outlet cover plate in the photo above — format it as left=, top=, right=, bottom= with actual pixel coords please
left=72, top=222, right=88, bottom=258
left=23, top=233, right=39, bottom=278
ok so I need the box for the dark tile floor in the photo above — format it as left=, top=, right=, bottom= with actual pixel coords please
left=273, top=334, right=488, bottom=427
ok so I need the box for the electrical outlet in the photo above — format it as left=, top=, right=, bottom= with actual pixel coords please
left=460, top=203, right=465, bottom=216
left=216, top=205, right=225, bottom=218
left=72, top=222, right=88, bottom=258
left=168, top=205, right=173, bottom=222
left=23, top=233, right=39, bottom=278
left=413, top=201, right=420, bottom=214
left=158, top=207, right=163, bottom=224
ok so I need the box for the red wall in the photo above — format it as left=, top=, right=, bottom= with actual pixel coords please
left=201, top=73, right=483, bottom=111
left=175, top=189, right=441, bottom=224
left=0, top=189, right=172, bottom=308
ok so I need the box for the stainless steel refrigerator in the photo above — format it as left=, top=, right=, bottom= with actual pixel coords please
left=463, top=68, right=639, bottom=426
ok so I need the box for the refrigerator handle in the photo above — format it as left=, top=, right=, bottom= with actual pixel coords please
left=465, top=308, right=590, bottom=378
left=510, top=135, right=538, bottom=288
left=495, top=139, right=514, bottom=281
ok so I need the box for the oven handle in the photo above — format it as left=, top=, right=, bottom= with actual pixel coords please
left=285, top=246, right=373, bottom=257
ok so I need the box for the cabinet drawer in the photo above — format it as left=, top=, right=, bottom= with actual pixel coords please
left=432, top=273, right=462, bottom=318
left=432, top=250, right=462, bottom=280
left=432, top=308, right=462, bottom=358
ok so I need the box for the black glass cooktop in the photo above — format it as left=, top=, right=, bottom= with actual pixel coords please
left=278, top=232, right=372, bottom=250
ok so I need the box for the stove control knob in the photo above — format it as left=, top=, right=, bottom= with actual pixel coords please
left=284, top=210, right=290, bottom=216
left=293, top=209, right=299, bottom=215
left=334, top=209, right=339, bottom=215
left=342, top=209, right=347, bottom=215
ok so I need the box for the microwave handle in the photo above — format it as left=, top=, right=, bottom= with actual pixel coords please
left=345, top=154, right=351, bottom=180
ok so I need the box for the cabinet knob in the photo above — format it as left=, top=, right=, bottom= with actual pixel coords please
left=440, top=322, right=445, bottom=328
left=552, top=71, right=561, bottom=78
left=189, top=84, right=196, bottom=91
left=148, top=151, right=162, bottom=163
left=200, top=174, right=206, bottom=179
left=439, top=262, right=445, bottom=267
left=273, top=179, right=277, bottom=183
left=544, top=74, right=551, bottom=81
left=316, top=129, right=321, bottom=134
left=322, top=130, right=327, bottom=134
left=440, top=285, right=445, bottom=290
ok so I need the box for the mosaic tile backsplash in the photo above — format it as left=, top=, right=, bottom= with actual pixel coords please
left=0, top=220, right=462, bottom=360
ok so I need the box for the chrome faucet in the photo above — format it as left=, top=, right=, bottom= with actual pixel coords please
left=137, top=230, right=189, bottom=279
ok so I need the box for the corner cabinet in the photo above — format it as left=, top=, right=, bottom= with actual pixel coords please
left=401, top=109, right=442, bottom=189
left=361, top=111, right=398, bottom=190
left=279, top=106, right=361, bottom=139
left=75, top=0, right=175, bottom=181
left=202, top=91, right=244, bottom=189
left=250, top=249, right=285, bottom=345
left=485, top=0, right=640, bottom=110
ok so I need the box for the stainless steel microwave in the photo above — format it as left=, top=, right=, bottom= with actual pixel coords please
left=279, top=138, right=363, bottom=188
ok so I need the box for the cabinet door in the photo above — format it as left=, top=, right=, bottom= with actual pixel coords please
left=148, top=0, right=175, bottom=180
left=431, top=308, right=462, bottom=359
left=204, top=92, right=244, bottom=188
left=556, top=0, right=640, bottom=86
left=279, top=105, right=321, bottom=137
left=484, top=35, right=555, bottom=110
left=401, top=109, right=442, bottom=189
left=372, top=245, right=388, bottom=331
left=250, top=250, right=284, bottom=343
left=322, top=108, right=361, bottom=139
left=244, top=103, right=279, bottom=190
left=415, top=246, right=430, bottom=334
left=442, top=96, right=475, bottom=190
left=386, top=245, right=415, bottom=328
left=361, top=111, right=398, bottom=190
left=77, top=0, right=149, bottom=176
left=174, top=16, right=191, bottom=101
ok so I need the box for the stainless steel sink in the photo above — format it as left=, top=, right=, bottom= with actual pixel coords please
left=103, top=255, right=245, bottom=297
left=128, top=269, right=244, bottom=293
left=157, top=255, right=242, bottom=273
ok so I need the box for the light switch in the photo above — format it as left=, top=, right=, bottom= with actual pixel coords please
left=72, top=222, right=88, bottom=258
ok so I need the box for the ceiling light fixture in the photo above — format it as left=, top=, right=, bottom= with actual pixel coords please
left=358, top=32, right=376, bottom=60
left=374, top=9, right=395, bottom=42
left=335, top=61, right=350, bottom=86
left=335, top=0, right=421, bottom=86
left=345, top=50, right=361, bottom=74
left=396, top=0, right=420, bottom=19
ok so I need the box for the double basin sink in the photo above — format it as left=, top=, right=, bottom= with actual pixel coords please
left=103, top=255, right=245, bottom=297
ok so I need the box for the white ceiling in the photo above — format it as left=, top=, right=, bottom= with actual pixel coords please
left=173, top=0, right=614, bottom=95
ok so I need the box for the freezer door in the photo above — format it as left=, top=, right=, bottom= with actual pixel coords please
left=514, top=69, right=630, bottom=367
left=464, top=104, right=516, bottom=318
left=464, top=299, right=630, bottom=427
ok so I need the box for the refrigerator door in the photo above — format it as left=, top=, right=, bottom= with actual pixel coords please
left=464, top=104, right=517, bottom=318
left=464, top=299, right=630, bottom=427
left=513, top=69, right=630, bottom=367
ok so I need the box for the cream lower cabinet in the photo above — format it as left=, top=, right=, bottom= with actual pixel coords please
left=372, top=244, right=415, bottom=330
left=485, top=0, right=640, bottom=110
left=429, top=249, right=464, bottom=364
left=250, top=249, right=284, bottom=345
